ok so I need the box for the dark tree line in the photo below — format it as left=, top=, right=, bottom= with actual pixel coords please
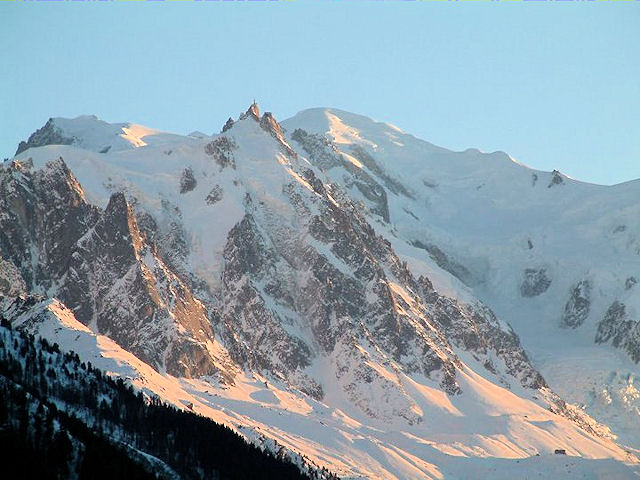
left=0, top=320, right=337, bottom=479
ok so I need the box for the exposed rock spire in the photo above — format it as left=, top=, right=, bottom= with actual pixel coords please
left=221, top=117, right=234, bottom=133
left=259, top=111, right=297, bottom=158
left=246, top=101, right=260, bottom=120
left=238, top=101, right=261, bottom=122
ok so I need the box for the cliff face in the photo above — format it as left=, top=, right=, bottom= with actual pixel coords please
left=0, top=158, right=229, bottom=379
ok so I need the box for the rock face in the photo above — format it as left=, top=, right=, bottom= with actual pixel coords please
left=0, top=158, right=231, bottom=379
left=211, top=151, right=469, bottom=405
left=0, top=258, right=26, bottom=296
left=204, top=136, right=237, bottom=169
left=179, top=167, right=197, bottom=193
left=221, top=117, right=234, bottom=133
left=596, top=301, right=640, bottom=363
left=291, top=128, right=391, bottom=223
left=421, top=283, right=546, bottom=390
left=411, top=240, right=474, bottom=286
left=548, top=169, right=565, bottom=188
left=240, top=101, right=260, bottom=121
left=520, top=268, right=552, bottom=297
left=561, top=280, right=592, bottom=328
left=15, top=118, right=75, bottom=155
left=0, top=158, right=97, bottom=292
left=62, top=192, right=225, bottom=377
left=206, top=185, right=223, bottom=205
left=349, top=145, right=414, bottom=199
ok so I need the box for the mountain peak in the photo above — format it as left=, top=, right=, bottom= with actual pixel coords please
left=259, top=111, right=283, bottom=137
left=242, top=101, right=260, bottom=121
left=14, top=115, right=169, bottom=156
left=15, top=117, right=75, bottom=155
left=221, top=117, right=235, bottom=133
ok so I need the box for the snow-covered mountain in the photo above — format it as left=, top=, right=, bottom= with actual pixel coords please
left=282, top=108, right=640, bottom=449
left=15, top=115, right=188, bottom=155
left=2, top=103, right=639, bottom=479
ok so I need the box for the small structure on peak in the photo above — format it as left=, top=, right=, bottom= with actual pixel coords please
left=240, top=101, right=261, bottom=121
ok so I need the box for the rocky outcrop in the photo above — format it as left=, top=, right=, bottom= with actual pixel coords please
left=0, top=158, right=98, bottom=292
left=411, top=240, right=473, bottom=286
left=179, top=167, right=197, bottom=193
left=561, top=280, right=592, bottom=328
left=350, top=145, right=414, bottom=199
left=596, top=301, right=640, bottom=363
left=289, top=128, right=411, bottom=221
left=221, top=117, right=234, bottom=133
left=61, top=192, right=228, bottom=378
left=259, top=112, right=297, bottom=158
left=241, top=102, right=260, bottom=121
left=15, top=118, right=75, bottom=155
left=204, top=136, right=237, bottom=169
left=419, top=277, right=546, bottom=390
left=0, top=258, right=26, bottom=296
left=520, top=268, right=552, bottom=297
left=291, top=129, right=343, bottom=170
left=206, top=185, right=223, bottom=205
left=291, top=128, right=390, bottom=222
left=548, top=169, right=565, bottom=188
left=0, top=159, right=232, bottom=380
left=626, top=277, right=637, bottom=290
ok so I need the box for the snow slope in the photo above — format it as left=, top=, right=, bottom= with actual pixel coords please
left=5, top=296, right=638, bottom=480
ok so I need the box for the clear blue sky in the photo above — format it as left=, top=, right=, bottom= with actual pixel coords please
left=1, top=2, right=638, bottom=185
